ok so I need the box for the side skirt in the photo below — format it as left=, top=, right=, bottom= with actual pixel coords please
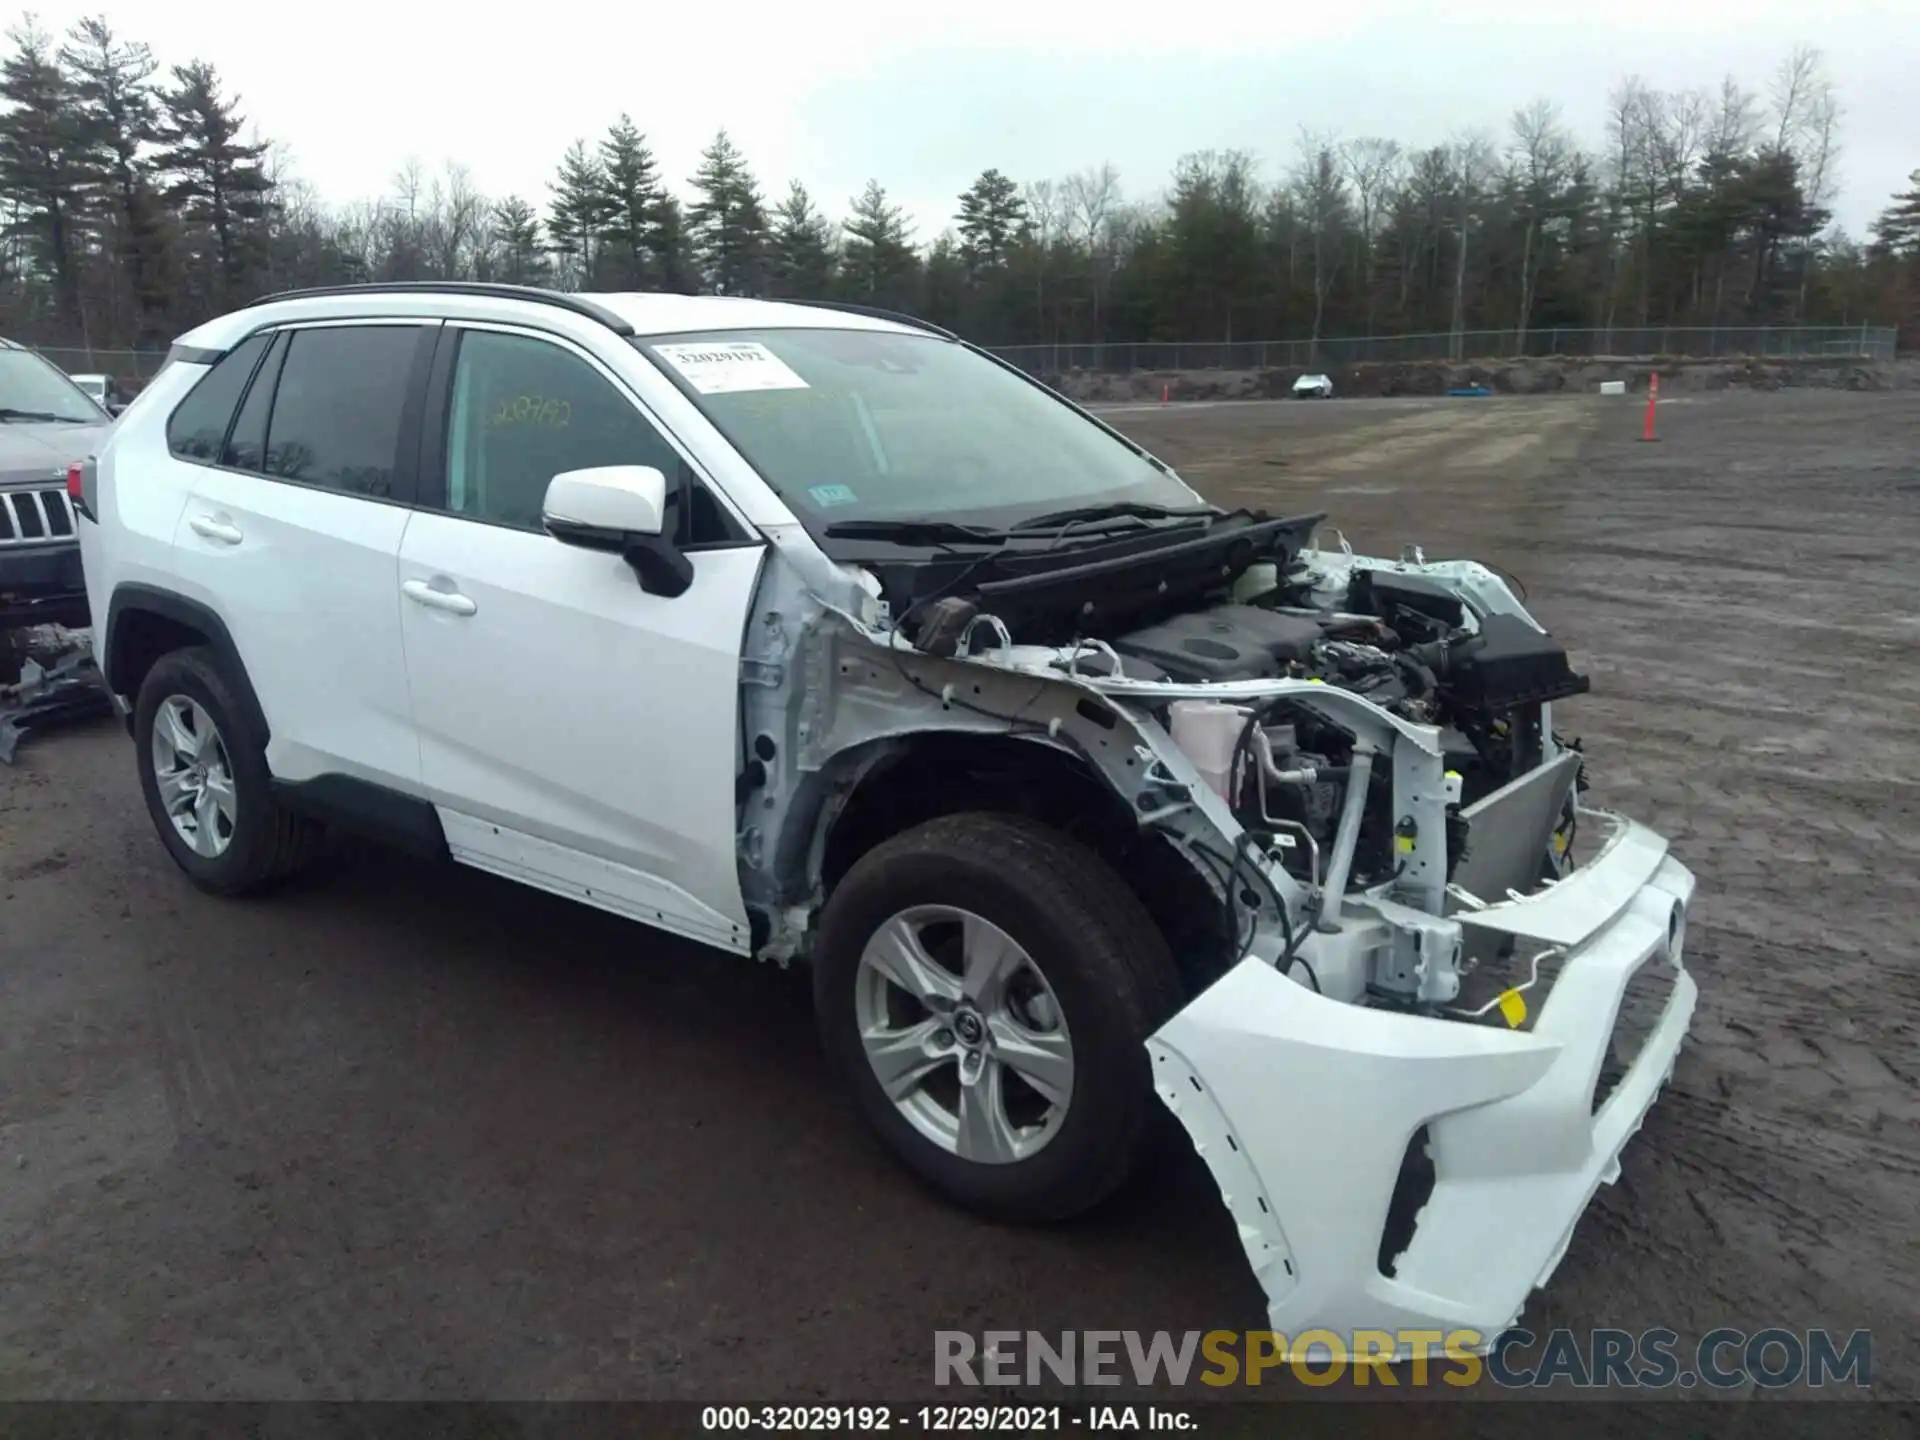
left=437, top=810, right=752, bottom=957
left=272, top=774, right=449, bottom=860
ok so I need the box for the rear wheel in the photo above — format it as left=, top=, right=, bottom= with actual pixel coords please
left=814, top=812, right=1184, bottom=1222
left=133, top=647, right=324, bottom=895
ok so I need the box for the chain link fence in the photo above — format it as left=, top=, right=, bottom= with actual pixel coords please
left=23, top=324, right=1899, bottom=390
left=27, top=346, right=173, bottom=388
left=990, top=326, right=1899, bottom=376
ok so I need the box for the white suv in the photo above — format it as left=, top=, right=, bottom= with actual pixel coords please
left=77, top=283, right=1697, bottom=1350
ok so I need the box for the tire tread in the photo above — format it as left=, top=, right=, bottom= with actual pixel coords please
left=817, top=810, right=1186, bottom=1221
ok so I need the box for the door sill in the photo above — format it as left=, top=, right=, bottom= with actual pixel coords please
left=438, top=810, right=749, bottom=955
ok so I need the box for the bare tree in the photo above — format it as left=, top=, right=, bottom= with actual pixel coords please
left=1061, top=163, right=1120, bottom=340
left=426, top=161, right=485, bottom=279
left=1768, top=49, right=1842, bottom=318
left=1447, top=132, right=1496, bottom=357
left=1769, top=44, right=1826, bottom=156
left=1023, top=178, right=1059, bottom=337
left=1291, top=128, right=1349, bottom=358
left=1341, top=137, right=1401, bottom=329
left=1508, top=100, right=1572, bottom=351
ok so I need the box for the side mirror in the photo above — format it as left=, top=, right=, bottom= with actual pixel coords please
left=542, top=464, right=692, bottom=598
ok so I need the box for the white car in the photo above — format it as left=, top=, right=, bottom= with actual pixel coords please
left=75, top=284, right=1696, bottom=1351
left=66, top=371, right=129, bottom=415
left=1292, top=372, right=1335, bottom=399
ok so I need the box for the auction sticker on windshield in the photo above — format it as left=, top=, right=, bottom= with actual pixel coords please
left=653, top=341, right=811, bottom=395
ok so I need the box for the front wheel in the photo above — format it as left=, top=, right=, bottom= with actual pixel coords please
left=814, top=813, right=1185, bottom=1222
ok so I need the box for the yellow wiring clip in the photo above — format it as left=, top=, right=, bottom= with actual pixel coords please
left=1496, top=989, right=1528, bottom=1028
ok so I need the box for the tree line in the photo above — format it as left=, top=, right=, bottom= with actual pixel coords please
left=3, top=13, right=1916, bottom=363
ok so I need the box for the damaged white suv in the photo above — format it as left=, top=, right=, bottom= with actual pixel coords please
left=76, top=284, right=1696, bottom=1349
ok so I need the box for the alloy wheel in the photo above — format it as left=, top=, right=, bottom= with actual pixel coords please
left=150, top=695, right=237, bottom=859
left=853, top=904, right=1075, bottom=1164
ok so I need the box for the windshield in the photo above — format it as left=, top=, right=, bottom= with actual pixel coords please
left=637, top=328, right=1197, bottom=536
left=0, top=350, right=106, bottom=422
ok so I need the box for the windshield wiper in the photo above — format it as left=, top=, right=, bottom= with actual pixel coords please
left=822, top=518, right=1012, bottom=545
left=825, top=502, right=1222, bottom=548
left=1018, top=501, right=1220, bottom=530
left=0, top=408, right=91, bottom=424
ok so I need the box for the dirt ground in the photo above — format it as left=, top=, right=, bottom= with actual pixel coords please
left=2, top=390, right=1914, bottom=1403
left=1055, top=355, right=1920, bottom=405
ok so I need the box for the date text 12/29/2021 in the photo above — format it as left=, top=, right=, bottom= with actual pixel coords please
left=700, top=1405, right=1195, bottom=1432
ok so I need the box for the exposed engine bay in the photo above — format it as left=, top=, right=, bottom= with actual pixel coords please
left=840, top=511, right=1596, bottom=1012
left=1102, top=560, right=1593, bottom=895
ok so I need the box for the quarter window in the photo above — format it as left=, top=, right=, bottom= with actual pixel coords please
left=165, top=332, right=271, bottom=462
left=222, top=332, right=289, bottom=471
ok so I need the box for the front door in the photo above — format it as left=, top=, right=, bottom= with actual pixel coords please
left=396, top=323, right=765, bottom=952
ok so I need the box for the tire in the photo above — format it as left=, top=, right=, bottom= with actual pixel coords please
left=814, top=812, right=1185, bottom=1223
left=133, top=645, right=324, bottom=895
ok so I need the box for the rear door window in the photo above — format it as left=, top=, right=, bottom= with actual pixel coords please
left=260, top=325, right=433, bottom=501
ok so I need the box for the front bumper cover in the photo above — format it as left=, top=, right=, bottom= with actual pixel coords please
left=1, top=541, right=90, bottom=627
left=1147, top=809, right=1696, bottom=1353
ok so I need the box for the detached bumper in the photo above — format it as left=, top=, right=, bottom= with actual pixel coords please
left=1147, top=810, right=1695, bottom=1351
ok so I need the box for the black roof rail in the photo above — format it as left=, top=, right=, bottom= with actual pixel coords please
left=240, top=281, right=636, bottom=337
left=775, top=298, right=958, bottom=340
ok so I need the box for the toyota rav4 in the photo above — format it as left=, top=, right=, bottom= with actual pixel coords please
left=76, top=283, right=1697, bottom=1351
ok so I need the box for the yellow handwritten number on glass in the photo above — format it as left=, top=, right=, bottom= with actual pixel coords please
left=490, top=396, right=571, bottom=429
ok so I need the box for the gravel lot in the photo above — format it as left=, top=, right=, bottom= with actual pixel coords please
left=2, top=390, right=1913, bottom=1402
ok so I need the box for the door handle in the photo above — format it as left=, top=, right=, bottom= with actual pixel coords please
left=189, top=514, right=243, bottom=545
left=402, top=578, right=477, bottom=616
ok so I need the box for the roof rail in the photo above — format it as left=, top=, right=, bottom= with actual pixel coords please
left=240, top=281, right=636, bottom=337
left=776, top=299, right=958, bottom=341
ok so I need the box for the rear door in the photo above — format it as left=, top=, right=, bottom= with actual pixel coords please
left=395, top=322, right=765, bottom=952
left=168, top=320, right=437, bottom=792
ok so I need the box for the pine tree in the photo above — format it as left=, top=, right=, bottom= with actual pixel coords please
left=648, top=189, right=696, bottom=294
left=687, top=129, right=768, bottom=296
left=489, top=195, right=548, bottom=286
left=767, top=180, right=837, bottom=298
left=1869, top=170, right=1920, bottom=257
left=840, top=179, right=918, bottom=307
left=153, top=60, right=274, bottom=308
left=0, top=18, right=99, bottom=332
left=60, top=16, right=172, bottom=342
left=921, top=233, right=968, bottom=329
left=598, top=115, right=664, bottom=289
left=547, top=140, right=611, bottom=288
left=955, top=168, right=1025, bottom=278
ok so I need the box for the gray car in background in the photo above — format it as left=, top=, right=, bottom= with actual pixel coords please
left=0, top=341, right=113, bottom=633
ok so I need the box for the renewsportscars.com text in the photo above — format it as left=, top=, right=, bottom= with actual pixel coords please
left=934, top=1327, right=1872, bottom=1390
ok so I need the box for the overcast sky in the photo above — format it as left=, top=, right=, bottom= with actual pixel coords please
left=23, top=1, right=1918, bottom=241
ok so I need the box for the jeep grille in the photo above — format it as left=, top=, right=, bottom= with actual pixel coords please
left=0, top=485, right=75, bottom=546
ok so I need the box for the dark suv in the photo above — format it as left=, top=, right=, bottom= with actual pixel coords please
left=0, top=340, right=113, bottom=631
